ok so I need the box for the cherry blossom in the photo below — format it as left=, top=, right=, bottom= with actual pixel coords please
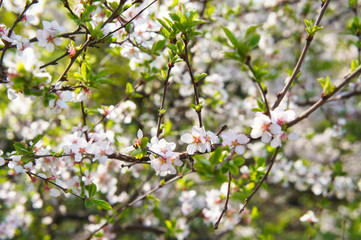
left=49, top=91, right=73, bottom=114
left=148, top=137, right=182, bottom=176
left=120, top=42, right=142, bottom=60
left=181, top=126, right=218, bottom=155
left=300, top=210, right=319, bottom=223
left=221, top=129, right=250, bottom=155
left=37, top=20, right=65, bottom=52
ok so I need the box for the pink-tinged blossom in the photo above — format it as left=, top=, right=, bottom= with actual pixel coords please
left=49, top=91, right=73, bottom=113
left=270, top=107, right=296, bottom=126
left=37, top=20, right=66, bottom=52
left=251, top=108, right=298, bottom=147
left=120, top=42, right=142, bottom=60
left=221, top=129, right=250, bottom=155
left=93, top=141, right=114, bottom=164
left=73, top=1, right=85, bottom=16
left=148, top=137, right=182, bottom=177
left=16, top=37, right=34, bottom=56
left=22, top=14, right=36, bottom=24
left=71, top=138, right=94, bottom=162
left=7, top=155, right=25, bottom=174
left=67, top=43, right=77, bottom=58
left=181, top=126, right=207, bottom=155
left=300, top=210, right=319, bottom=223
left=250, top=112, right=274, bottom=143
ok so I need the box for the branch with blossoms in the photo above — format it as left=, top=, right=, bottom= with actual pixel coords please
left=1, top=0, right=361, bottom=239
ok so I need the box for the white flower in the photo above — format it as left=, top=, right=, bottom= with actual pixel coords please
left=0, top=150, right=5, bottom=166
left=7, top=155, right=25, bottom=173
left=300, top=210, right=319, bottom=223
left=71, top=138, right=94, bottom=162
left=120, top=42, right=142, bottom=60
left=181, top=126, right=208, bottom=155
left=270, top=107, right=296, bottom=126
left=250, top=112, right=273, bottom=143
left=49, top=91, right=73, bottom=113
left=148, top=137, right=182, bottom=176
left=37, top=20, right=65, bottom=52
left=251, top=108, right=298, bottom=147
left=221, top=129, right=249, bottom=155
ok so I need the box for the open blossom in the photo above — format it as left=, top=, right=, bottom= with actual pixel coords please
left=251, top=108, right=298, bottom=147
left=181, top=126, right=219, bottom=155
left=221, top=129, right=250, bottom=155
left=300, top=210, right=319, bottom=223
left=148, top=137, right=182, bottom=177
left=49, top=91, right=73, bottom=114
left=37, top=20, right=66, bottom=52
left=251, top=112, right=279, bottom=143
left=7, top=155, right=25, bottom=174
left=120, top=42, right=142, bottom=60
left=71, top=138, right=94, bottom=162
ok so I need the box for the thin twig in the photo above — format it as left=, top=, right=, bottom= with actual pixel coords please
left=272, top=0, right=331, bottom=110
left=182, top=39, right=203, bottom=127
left=81, top=101, right=90, bottom=142
left=0, top=0, right=38, bottom=64
left=214, top=171, right=232, bottom=229
left=27, top=171, right=85, bottom=200
left=156, top=63, right=174, bottom=138
left=39, top=52, right=69, bottom=69
left=84, top=170, right=195, bottom=240
left=288, top=64, right=361, bottom=127
left=239, top=147, right=280, bottom=214
left=245, top=56, right=270, bottom=117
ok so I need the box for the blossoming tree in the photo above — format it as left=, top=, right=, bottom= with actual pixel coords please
left=1, top=0, right=361, bottom=239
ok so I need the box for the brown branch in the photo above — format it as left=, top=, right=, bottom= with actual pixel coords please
left=80, top=101, right=90, bottom=142
left=90, top=0, right=158, bottom=46
left=156, top=63, right=174, bottom=138
left=27, top=171, right=85, bottom=201
left=39, top=52, right=69, bottom=69
left=288, top=64, right=361, bottom=127
left=245, top=56, right=270, bottom=117
left=84, top=170, right=195, bottom=240
left=214, top=171, right=232, bottom=229
left=182, top=39, right=203, bottom=127
left=272, top=0, right=331, bottom=110
left=101, top=0, right=127, bottom=28
left=0, top=0, right=38, bottom=64
left=239, top=147, right=280, bottom=214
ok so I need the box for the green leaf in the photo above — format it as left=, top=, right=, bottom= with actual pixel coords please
left=223, top=27, right=238, bottom=47
left=140, top=137, right=149, bottom=148
left=210, top=147, right=223, bottom=165
left=233, top=157, right=245, bottom=166
left=85, top=199, right=94, bottom=208
left=167, top=43, right=177, bottom=52
left=14, top=142, right=29, bottom=155
left=152, top=40, right=166, bottom=53
left=195, top=73, right=207, bottom=83
left=317, top=76, right=335, bottom=96
left=126, top=82, right=133, bottom=95
left=93, top=199, right=112, bottom=210
left=86, top=183, right=97, bottom=197
left=229, top=164, right=239, bottom=175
